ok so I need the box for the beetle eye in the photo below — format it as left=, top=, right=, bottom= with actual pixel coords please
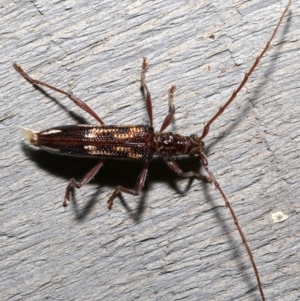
left=190, top=134, right=201, bottom=143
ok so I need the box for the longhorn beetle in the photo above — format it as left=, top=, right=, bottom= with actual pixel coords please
left=14, top=1, right=290, bottom=300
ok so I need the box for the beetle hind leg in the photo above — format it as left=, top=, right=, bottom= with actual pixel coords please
left=63, top=159, right=105, bottom=206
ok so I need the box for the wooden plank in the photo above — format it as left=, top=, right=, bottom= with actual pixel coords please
left=1, top=0, right=299, bottom=300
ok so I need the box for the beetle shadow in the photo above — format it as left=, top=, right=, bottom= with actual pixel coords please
left=28, top=85, right=89, bottom=125
left=22, top=143, right=207, bottom=222
left=201, top=182, right=258, bottom=297
left=22, top=142, right=258, bottom=295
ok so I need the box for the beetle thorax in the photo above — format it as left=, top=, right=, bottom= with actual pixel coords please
left=153, top=132, right=205, bottom=156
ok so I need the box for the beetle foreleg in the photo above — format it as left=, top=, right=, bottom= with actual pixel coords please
left=164, top=156, right=211, bottom=183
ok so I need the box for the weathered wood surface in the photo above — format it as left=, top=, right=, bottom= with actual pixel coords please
left=1, top=1, right=299, bottom=300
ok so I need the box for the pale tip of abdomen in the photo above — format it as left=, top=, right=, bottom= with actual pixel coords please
left=21, top=127, right=37, bottom=145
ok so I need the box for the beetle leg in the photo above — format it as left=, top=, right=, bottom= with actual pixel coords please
left=107, top=161, right=149, bottom=209
left=13, top=63, right=105, bottom=125
left=64, top=159, right=105, bottom=206
left=164, top=155, right=211, bottom=183
left=160, top=85, right=176, bottom=133
left=141, top=58, right=153, bottom=127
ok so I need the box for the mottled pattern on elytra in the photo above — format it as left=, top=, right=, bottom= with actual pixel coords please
left=35, top=125, right=155, bottom=160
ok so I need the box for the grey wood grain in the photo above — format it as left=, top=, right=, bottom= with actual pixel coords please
left=1, top=0, right=299, bottom=300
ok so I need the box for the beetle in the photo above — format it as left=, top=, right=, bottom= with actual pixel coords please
left=14, top=1, right=291, bottom=300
